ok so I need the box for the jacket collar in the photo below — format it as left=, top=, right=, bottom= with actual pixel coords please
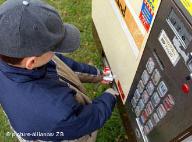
left=0, top=60, right=47, bottom=83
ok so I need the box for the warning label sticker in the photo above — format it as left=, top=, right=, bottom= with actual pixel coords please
left=113, top=0, right=145, bottom=52
left=158, top=30, right=180, bottom=66
left=139, top=0, right=160, bottom=32
left=180, top=0, right=192, bottom=16
left=117, top=80, right=125, bottom=102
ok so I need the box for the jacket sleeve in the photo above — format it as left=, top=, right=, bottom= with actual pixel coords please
left=51, top=92, right=116, bottom=141
left=54, top=53, right=100, bottom=76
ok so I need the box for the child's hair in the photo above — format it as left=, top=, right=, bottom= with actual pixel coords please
left=0, top=55, right=24, bottom=65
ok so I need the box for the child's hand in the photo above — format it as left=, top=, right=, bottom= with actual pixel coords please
left=105, top=88, right=119, bottom=98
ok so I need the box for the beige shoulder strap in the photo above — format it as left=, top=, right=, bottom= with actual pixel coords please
left=52, top=55, right=91, bottom=104
left=52, top=55, right=85, bottom=92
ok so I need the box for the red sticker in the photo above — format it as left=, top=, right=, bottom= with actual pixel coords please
left=139, top=12, right=151, bottom=31
left=117, top=80, right=125, bottom=101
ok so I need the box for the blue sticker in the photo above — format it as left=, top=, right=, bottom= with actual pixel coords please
left=141, top=2, right=153, bottom=25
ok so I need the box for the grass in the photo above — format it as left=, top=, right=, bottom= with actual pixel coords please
left=0, top=0, right=126, bottom=141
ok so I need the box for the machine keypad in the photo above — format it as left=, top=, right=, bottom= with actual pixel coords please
left=131, top=57, right=175, bottom=135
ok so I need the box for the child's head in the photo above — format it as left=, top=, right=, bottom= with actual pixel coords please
left=0, top=0, right=80, bottom=69
left=0, top=51, right=54, bottom=69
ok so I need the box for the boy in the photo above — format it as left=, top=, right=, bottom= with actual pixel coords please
left=0, top=0, right=118, bottom=141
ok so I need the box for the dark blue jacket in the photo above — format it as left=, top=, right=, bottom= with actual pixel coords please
left=0, top=53, right=116, bottom=141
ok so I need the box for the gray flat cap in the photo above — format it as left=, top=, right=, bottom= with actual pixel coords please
left=0, top=0, right=80, bottom=58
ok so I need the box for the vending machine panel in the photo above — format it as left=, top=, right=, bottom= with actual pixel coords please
left=126, top=0, right=192, bottom=142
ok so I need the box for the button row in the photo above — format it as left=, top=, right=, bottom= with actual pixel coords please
left=131, top=57, right=175, bottom=135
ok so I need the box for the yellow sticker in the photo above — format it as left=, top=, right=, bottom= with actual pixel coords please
left=148, top=0, right=159, bottom=12
left=180, top=0, right=192, bottom=16
left=152, top=0, right=160, bottom=12
left=143, top=0, right=160, bottom=14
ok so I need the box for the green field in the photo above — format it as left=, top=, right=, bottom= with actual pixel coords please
left=0, top=0, right=126, bottom=141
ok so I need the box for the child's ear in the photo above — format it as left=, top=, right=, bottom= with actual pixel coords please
left=25, top=57, right=36, bottom=70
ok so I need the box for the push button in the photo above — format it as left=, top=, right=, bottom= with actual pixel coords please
left=182, top=83, right=190, bottom=94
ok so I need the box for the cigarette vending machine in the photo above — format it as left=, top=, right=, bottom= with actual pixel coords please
left=92, top=0, right=161, bottom=104
left=92, top=0, right=192, bottom=141
left=127, top=0, right=192, bottom=142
